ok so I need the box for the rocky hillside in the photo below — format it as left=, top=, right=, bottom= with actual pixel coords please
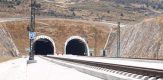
left=106, top=16, right=163, bottom=59
left=1, top=16, right=163, bottom=59
left=0, top=0, right=162, bottom=23
left=0, top=0, right=163, bottom=60
left=0, top=22, right=19, bottom=57
left=4, top=19, right=112, bottom=56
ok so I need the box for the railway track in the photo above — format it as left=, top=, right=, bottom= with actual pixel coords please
left=42, top=55, right=163, bottom=80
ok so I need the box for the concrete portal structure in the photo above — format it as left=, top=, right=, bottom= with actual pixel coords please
left=32, top=35, right=56, bottom=55
left=64, top=36, right=90, bottom=56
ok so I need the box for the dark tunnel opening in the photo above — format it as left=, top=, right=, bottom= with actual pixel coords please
left=33, top=39, right=54, bottom=55
left=66, top=39, right=87, bottom=56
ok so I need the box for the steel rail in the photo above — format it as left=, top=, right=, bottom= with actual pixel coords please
left=44, top=56, right=163, bottom=78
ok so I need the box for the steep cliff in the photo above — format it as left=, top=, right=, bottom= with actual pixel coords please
left=106, top=16, right=163, bottom=59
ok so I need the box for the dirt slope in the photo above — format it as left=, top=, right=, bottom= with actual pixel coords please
left=4, top=18, right=112, bottom=56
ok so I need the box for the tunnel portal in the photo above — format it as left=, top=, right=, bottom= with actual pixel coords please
left=66, top=39, right=86, bottom=55
left=65, top=36, right=90, bottom=56
left=33, top=39, right=54, bottom=55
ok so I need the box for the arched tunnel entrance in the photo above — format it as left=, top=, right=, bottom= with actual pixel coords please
left=32, top=35, right=56, bottom=55
left=64, top=36, right=90, bottom=56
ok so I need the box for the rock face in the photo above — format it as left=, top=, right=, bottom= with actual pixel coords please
left=106, top=16, right=163, bottom=59
left=0, top=23, right=19, bottom=56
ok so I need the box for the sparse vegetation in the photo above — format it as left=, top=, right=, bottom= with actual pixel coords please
left=0, top=0, right=162, bottom=23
